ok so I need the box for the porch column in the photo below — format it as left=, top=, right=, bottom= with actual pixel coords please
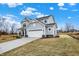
left=24, top=29, right=26, bottom=37
left=21, top=31, right=23, bottom=36
left=17, top=30, right=20, bottom=36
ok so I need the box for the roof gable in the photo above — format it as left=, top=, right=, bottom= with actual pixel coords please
left=21, top=15, right=57, bottom=28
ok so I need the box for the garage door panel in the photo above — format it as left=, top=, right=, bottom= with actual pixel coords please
left=27, top=30, right=43, bottom=37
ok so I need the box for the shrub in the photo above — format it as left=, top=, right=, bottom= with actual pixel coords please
left=16, top=36, right=21, bottom=39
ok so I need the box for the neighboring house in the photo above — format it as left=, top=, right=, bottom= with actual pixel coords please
left=18, top=15, right=58, bottom=38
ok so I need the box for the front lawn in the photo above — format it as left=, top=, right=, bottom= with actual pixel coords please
left=68, top=32, right=79, bottom=40
left=1, top=35, right=79, bottom=56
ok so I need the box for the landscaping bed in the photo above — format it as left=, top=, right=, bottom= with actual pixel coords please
left=0, top=35, right=21, bottom=43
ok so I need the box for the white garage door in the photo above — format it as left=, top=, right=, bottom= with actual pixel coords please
left=27, top=30, right=43, bottom=37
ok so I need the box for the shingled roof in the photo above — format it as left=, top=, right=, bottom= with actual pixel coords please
left=21, top=15, right=57, bottom=28
left=36, top=15, right=52, bottom=20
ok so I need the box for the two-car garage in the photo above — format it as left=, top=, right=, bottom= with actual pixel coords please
left=27, top=29, right=43, bottom=37
left=26, top=21, right=44, bottom=37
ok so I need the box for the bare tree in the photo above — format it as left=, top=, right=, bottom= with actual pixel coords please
left=0, top=16, right=19, bottom=35
left=65, top=23, right=74, bottom=32
left=0, top=17, right=8, bottom=34
left=10, top=23, right=17, bottom=34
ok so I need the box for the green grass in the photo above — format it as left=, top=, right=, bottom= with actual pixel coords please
left=0, top=35, right=79, bottom=56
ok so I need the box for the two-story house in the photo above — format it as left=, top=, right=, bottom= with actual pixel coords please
left=18, top=15, right=58, bottom=38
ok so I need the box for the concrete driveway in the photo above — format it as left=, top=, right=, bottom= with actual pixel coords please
left=0, top=37, right=40, bottom=54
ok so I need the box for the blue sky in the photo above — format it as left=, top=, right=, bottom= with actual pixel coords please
left=0, top=3, right=79, bottom=29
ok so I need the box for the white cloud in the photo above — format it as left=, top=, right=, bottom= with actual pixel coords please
left=68, top=17, right=72, bottom=19
left=49, top=7, right=54, bottom=10
left=2, top=3, right=23, bottom=8
left=26, top=7, right=37, bottom=11
left=21, top=7, right=48, bottom=18
left=34, top=12, right=48, bottom=18
left=69, top=3, right=76, bottom=6
left=21, top=7, right=37, bottom=16
left=59, top=7, right=68, bottom=10
left=58, top=3, right=64, bottom=6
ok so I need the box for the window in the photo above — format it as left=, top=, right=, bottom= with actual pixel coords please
left=23, top=24, right=26, bottom=27
left=49, top=28, right=51, bottom=31
left=44, top=20, right=47, bottom=23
